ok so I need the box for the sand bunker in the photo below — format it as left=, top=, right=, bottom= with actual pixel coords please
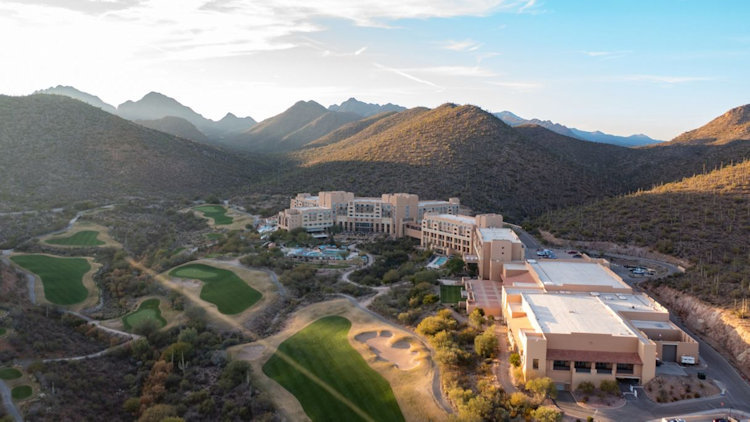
left=355, top=330, right=420, bottom=370
left=235, top=344, right=266, bottom=361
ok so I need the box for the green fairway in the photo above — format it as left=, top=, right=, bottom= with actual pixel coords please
left=46, top=230, right=104, bottom=246
left=0, top=368, right=22, bottom=380
left=11, top=385, right=32, bottom=400
left=169, top=264, right=261, bottom=314
left=440, top=285, right=463, bottom=304
left=123, top=299, right=167, bottom=331
left=10, top=255, right=90, bottom=305
left=263, top=316, right=404, bottom=422
left=195, top=205, right=233, bottom=225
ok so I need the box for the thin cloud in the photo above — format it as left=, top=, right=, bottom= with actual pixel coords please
left=622, top=74, right=713, bottom=84
left=441, top=39, right=483, bottom=52
left=373, top=63, right=441, bottom=88
left=354, top=46, right=367, bottom=55
left=582, top=50, right=631, bottom=59
left=406, top=66, right=497, bottom=77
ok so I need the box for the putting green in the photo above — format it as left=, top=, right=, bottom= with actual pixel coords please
left=440, top=285, right=463, bottom=304
left=263, top=316, right=404, bottom=422
left=195, top=205, right=233, bottom=225
left=169, top=264, right=261, bottom=314
left=11, top=385, right=32, bottom=400
left=10, top=255, right=90, bottom=305
left=123, top=298, right=167, bottom=331
left=46, top=230, right=104, bottom=246
left=0, top=367, right=22, bottom=380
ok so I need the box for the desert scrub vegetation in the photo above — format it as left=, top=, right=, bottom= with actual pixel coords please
left=414, top=308, right=559, bottom=420
left=536, top=159, right=750, bottom=305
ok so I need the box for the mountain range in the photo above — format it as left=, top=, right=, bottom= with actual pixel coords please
left=14, top=86, right=750, bottom=220
left=494, top=110, right=662, bottom=147
left=328, top=98, right=406, bottom=117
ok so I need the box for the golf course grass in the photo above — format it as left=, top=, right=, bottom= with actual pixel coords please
left=440, top=285, right=463, bottom=304
left=123, top=299, right=167, bottom=331
left=263, top=316, right=404, bottom=422
left=169, top=264, right=261, bottom=314
left=11, top=385, right=32, bottom=400
left=195, top=205, right=233, bottom=225
left=46, top=230, right=104, bottom=246
left=0, top=368, right=22, bottom=380
left=10, top=255, right=90, bottom=305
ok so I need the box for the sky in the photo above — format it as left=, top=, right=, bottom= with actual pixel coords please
left=0, top=0, right=748, bottom=140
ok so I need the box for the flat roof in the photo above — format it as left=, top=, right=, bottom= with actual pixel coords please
left=529, top=261, right=626, bottom=289
left=352, top=198, right=382, bottom=203
left=630, top=320, right=677, bottom=330
left=478, top=227, right=519, bottom=242
left=425, top=214, right=476, bottom=225
left=600, top=293, right=664, bottom=314
left=523, top=293, right=636, bottom=337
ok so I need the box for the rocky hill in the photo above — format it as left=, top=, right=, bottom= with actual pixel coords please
left=669, top=104, right=750, bottom=145
left=134, top=116, right=210, bottom=143
left=229, top=101, right=362, bottom=153
left=269, top=104, right=633, bottom=220
left=0, top=95, right=269, bottom=210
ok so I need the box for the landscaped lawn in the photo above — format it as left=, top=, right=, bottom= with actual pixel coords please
left=122, top=298, right=167, bottom=331
left=0, top=327, right=6, bottom=336
left=195, top=205, right=233, bottom=225
left=169, top=264, right=261, bottom=314
left=11, top=385, right=32, bottom=400
left=440, top=285, right=463, bottom=304
left=46, top=230, right=104, bottom=246
left=263, top=316, right=404, bottom=422
left=10, top=255, right=90, bottom=305
left=0, top=367, right=22, bottom=380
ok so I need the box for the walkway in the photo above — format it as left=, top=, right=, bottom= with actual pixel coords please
left=0, top=380, right=22, bottom=422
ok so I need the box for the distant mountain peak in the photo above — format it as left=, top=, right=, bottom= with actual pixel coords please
left=494, top=110, right=661, bottom=147
left=34, top=85, right=117, bottom=114
left=328, top=97, right=406, bottom=117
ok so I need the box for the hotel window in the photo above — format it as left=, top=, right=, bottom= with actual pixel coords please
left=574, top=361, right=591, bottom=373
left=553, top=360, right=569, bottom=371
left=616, top=363, right=634, bottom=374
left=532, top=359, right=539, bottom=370
left=595, top=362, right=613, bottom=374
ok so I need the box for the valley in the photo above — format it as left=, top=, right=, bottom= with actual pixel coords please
left=0, top=91, right=748, bottom=422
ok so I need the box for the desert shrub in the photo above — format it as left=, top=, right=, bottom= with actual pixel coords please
left=577, top=381, right=595, bottom=395
left=509, top=352, right=521, bottom=367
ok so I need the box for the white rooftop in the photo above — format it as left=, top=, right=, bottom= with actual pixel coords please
left=419, top=200, right=451, bottom=206
left=353, top=198, right=382, bottom=203
left=478, top=227, right=519, bottom=242
left=599, top=293, right=664, bottom=313
left=523, top=293, right=636, bottom=337
left=630, top=320, right=676, bottom=330
left=427, top=214, right=476, bottom=225
left=530, top=261, right=626, bottom=289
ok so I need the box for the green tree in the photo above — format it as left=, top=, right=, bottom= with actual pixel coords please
left=474, top=327, right=498, bottom=358
left=525, top=377, right=557, bottom=400
left=531, top=406, right=563, bottom=422
left=509, top=352, right=521, bottom=367
left=445, top=256, right=465, bottom=275
left=469, top=308, right=485, bottom=328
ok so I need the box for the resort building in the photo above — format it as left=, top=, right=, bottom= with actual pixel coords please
left=463, top=258, right=700, bottom=389
left=277, top=207, right=334, bottom=232
left=279, top=191, right=460, bottom=238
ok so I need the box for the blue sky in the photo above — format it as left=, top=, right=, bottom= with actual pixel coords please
left=0, top=0, right=748, bottom=139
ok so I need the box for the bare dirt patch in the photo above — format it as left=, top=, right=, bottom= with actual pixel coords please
left=644, top=374, right=720, bottom=403
left=229, top=299, right=447, bottom=422
left=354, top=330, right=420, bottom=370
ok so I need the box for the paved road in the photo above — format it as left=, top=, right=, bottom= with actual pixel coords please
left=0, top=380, right=22, bottom=422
